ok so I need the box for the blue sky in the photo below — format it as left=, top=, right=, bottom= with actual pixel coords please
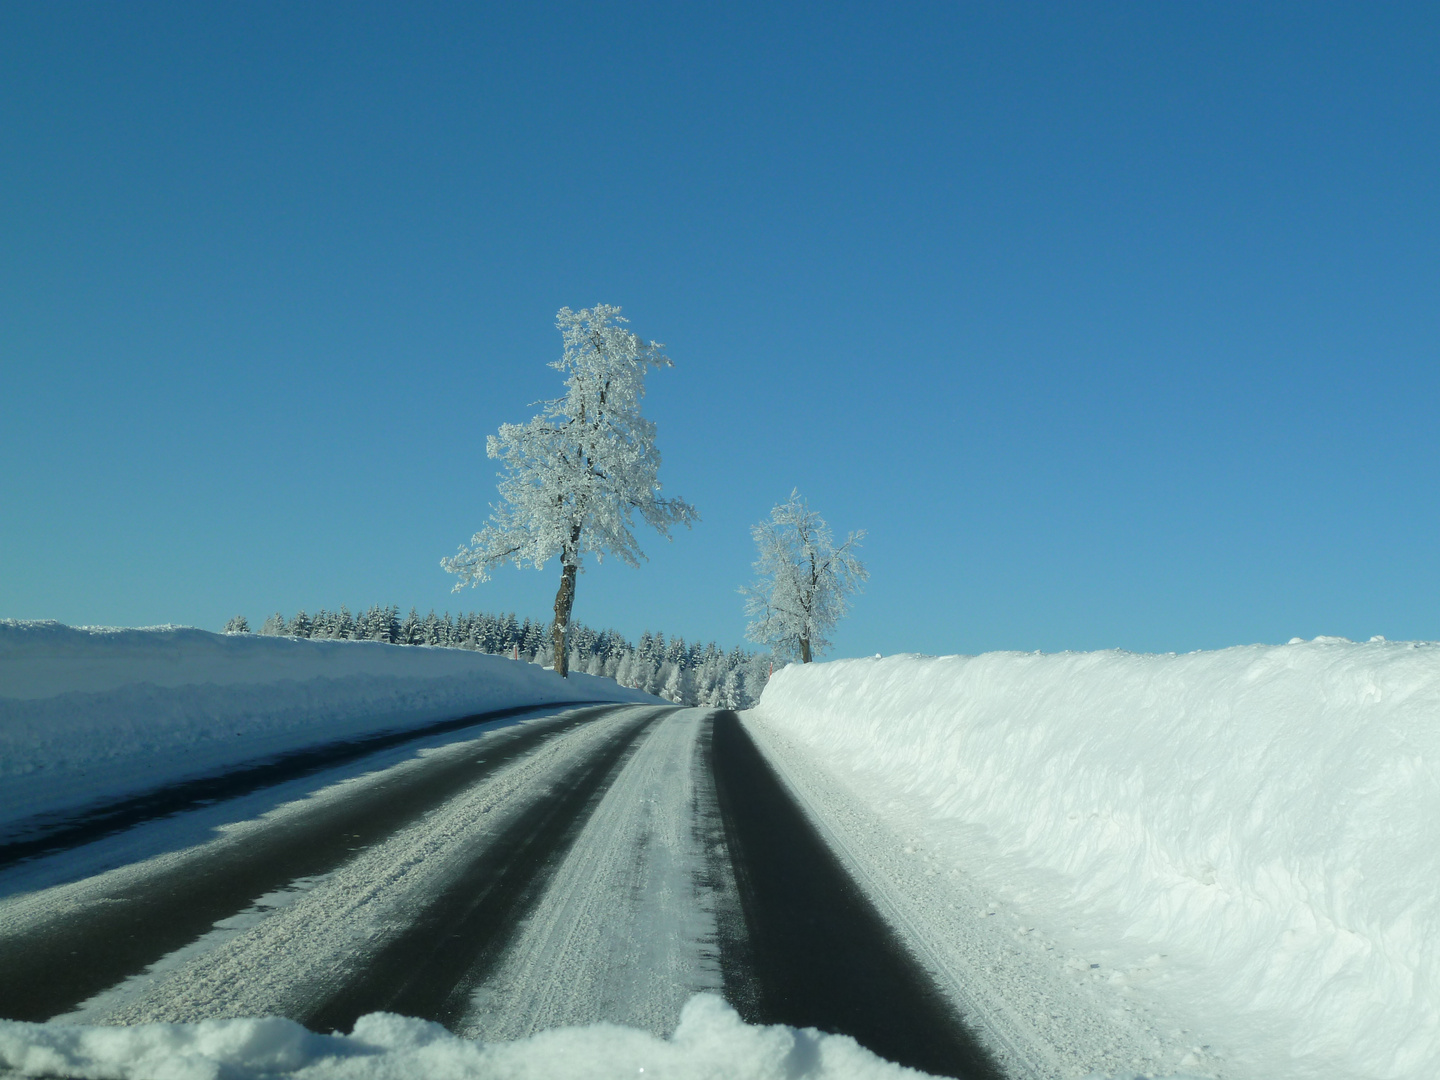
left=3, top=2, right=1438, bottom=657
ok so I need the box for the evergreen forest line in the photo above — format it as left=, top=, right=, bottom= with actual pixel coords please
left=226, top=606, right=773, bottom=709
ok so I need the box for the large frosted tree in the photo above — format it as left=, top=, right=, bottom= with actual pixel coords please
left=741, top=490, right=867, bottom=663
left=442, top=304, right=697, bottom=676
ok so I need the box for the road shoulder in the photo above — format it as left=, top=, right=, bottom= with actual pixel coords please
left=739, top=709, right=1190, bottom=1080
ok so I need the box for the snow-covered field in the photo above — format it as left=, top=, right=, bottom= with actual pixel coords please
left=752, top=640, right=1440, bottom=1080
left=0, top=620, right=652, bottom=832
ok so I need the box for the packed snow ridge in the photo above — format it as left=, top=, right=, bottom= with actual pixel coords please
left=0, top=620, right=653, bottom=832
left=754, top=640, right=1440, bottom=1080
left=0, top=994, right=950, bottom=1080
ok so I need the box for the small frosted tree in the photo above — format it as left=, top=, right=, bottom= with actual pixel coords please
left=741, top=490, right=867, bottom=663
left=223, top=615, right=250, bottom=634
left=442, top=305, right=697, bottom=677
left=660, top=663, right=686, bottom=704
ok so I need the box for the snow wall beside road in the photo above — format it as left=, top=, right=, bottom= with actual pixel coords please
left=753, top=640, right=1440, bottom=1080
left=0, top=621, right=654, bottom=831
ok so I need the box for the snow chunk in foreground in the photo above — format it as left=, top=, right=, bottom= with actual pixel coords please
left=753, top=642, right=1440, bottom=1079
left=0, top=995, right=938, bottom=1080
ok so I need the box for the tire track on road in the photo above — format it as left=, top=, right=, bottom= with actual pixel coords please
left=0, top=702, right=618, bottom=869
left=707, top=710, right=1005, bottom=1080
left=0, top=704, right=624, bottom=1022
left=302, top=707, right=673, bottom=1033
left=460, top=708, right=722, bottom=1041
left=9, top=703, right=1017, bottom=1080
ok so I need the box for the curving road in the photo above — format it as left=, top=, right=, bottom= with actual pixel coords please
left=0, top=705, right=1003, bottom=1080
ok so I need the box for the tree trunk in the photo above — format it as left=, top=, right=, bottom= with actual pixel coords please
left=552, top=559, right=578, bottom=677
left=800, top=553, right=818, bottom=664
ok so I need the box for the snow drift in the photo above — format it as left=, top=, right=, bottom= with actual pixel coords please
left=0, top=620, right=652, bottom=832
left=754, top=640, right=1440, bottom=1080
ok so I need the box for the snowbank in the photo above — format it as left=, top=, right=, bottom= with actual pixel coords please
left=754, top=641, right=1440, bottom=1080
left=0, top=621, right=652, bottom=831
left=0, top=994, right=932, bottom=1080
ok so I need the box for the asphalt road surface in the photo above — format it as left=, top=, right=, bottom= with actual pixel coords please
left=0, top=704, right=1003, bottom=1080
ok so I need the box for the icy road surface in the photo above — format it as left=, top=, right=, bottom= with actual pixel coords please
left=0, top=705, right=1180, bottom=1079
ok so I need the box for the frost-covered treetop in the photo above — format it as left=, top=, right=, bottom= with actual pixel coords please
left=443, top=305, right=697, bottom=586
left=742, top=489, right=866, bottom=663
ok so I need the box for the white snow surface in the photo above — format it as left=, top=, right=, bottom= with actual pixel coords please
left=0, top=995, right=939, bottom=1079
left=752, top=640, right=1440, bottom=1080
left=0, top=620, right=652, bottom=831
left=462, top=710, right=722, bottom=1041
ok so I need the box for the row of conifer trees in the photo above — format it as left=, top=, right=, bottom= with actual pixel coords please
left=222, top=607, right=771, bottom=708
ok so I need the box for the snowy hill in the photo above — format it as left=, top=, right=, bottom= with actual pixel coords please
left=0, top=621, right=653, bottom=833
left=753, top=640, right=1440, bottom=1079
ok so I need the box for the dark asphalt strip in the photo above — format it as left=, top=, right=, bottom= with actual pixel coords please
left=0, top=704, right=626, bottom=1023
left=0, top=700, right=619, bottom=869
left=707, top=711, right=1005, bottom=1080
left=301, top=709, right=670, bottom=1035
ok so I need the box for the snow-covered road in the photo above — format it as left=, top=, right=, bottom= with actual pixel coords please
left=8, top=635, right=1427, bottom=1079
left=0, top=704, right=1012, bottom=1079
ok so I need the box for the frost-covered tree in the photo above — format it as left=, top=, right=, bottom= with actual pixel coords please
left=442, top=304, right=697, bottom=676
left=665, top=635, right=687, bottom=667
left=718, top=668, right=745, bottom=709
left=614, top=649, right=637, bottom=688
left=363, top=605, right=399, bottom=643
left=522, top=618, right=546, bottom=659
left=660, top=663, right=685, bottom=703
left=223, top=615, right=250, bottom=634
left=741, top=490, right=867, bottom=663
